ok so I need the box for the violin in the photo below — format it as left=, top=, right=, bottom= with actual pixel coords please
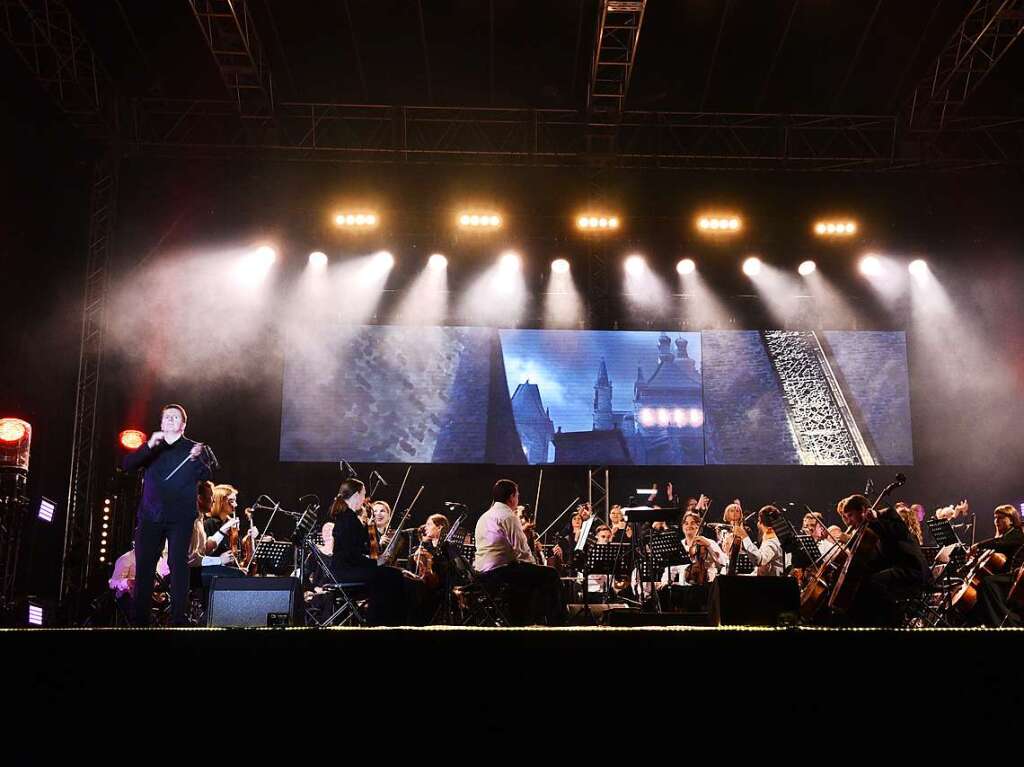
left=685, top=538, right=712, bottom=585
left=951, top=548, right=1009, bottom=615
left=228, top=507, right=257, bottom=573
left=365, top=500, right=380, bottom=561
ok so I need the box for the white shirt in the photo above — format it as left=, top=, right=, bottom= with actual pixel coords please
left=473, top=502, right=536, bottom=572
left=741, top=534, right=784, bottom=577
left=662, top=538, right=729, bottom=585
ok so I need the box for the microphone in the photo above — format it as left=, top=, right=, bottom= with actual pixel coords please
left=864, top=478, right=874, bottom=496
left=340, top=460, right=359, bottom=478
left=201, top=444, right=220, bottom=470
left=371, top=470, right=388, bottom=487
left=444, top=501, right=467, bottom=509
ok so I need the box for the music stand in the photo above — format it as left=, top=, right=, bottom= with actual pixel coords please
left=583, top=543, right=631, bottom=605
left=252, top=541, right=293, bottom=576
left=926, top=518, right=961, bottom=548
left=794, top=533, right=823, bottom=569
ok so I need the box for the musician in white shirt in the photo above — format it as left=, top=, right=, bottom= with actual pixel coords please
left=474, top=479, right=564, bottom=625
left=732, top=506, right=785, bottom=577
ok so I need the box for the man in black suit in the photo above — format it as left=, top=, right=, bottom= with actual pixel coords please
left=122, top=404, right=211, bottom=626
left=835, top=494, right=930, bottom=627
left=968, top=505, right=1024, bottom=627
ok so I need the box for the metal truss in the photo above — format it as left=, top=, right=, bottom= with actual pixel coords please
left=588, top=467, right=609, bottom=521
left=0, top=0, right=117, bottom=137
left=588, top=1, right=647, bottom=117
left=59, top=151, right=119, bottom=609
left=761, top=331, right=875, bottom=466
left=127, top=99, right=1024, bottom=170
left=907, top=0, right=1024, bottom=130
left=187, top=0, right=273, bottom=117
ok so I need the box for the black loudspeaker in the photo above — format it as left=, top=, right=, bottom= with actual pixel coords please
left=708, top=576, right=800, bottom=626
left=207, top=577, right=302, bottom=627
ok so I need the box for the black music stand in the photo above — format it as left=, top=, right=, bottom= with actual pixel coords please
left=794, top=534, right=824, bottom=569
left=252, top=541, right=293, bottom=575
left=583, top=543, right=631, bottom=604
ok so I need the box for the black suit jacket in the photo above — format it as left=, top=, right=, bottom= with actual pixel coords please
left=868, top=507, right=929, bottom=582
left=975, top=527, right=1024, bottom=561
left=122, top=437, right=211, bottom=524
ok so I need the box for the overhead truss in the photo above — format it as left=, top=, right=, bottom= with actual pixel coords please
left=187, top=0, right=273, bottom=117
left=128, top=99, right=1024, bottom=171
left=907, top=0, right=1024, bottom=130
left=588, top=1, right=646, bottom=117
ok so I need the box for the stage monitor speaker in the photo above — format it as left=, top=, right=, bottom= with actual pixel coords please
left=709, top=576, right=799, bottom=627
left=207, top=577, right=302, bottom=627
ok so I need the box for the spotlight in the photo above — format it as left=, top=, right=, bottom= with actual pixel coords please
left=676, top=258, right=696, bottom=275
left=38, top=497, right=55, bottom=523
left=576, top=213, right=621, bottom=233
left=908, top=259, right=929, bottom=277
left=697, top=214, right=742, bottom=235
left=334, top=211, right=379, bottom=228
left=499, top=251, right=521, bottom=272
left=119, top=429, right=146, bottom=451
left=814, top=219, right=858, bottom=238
left=798, top=260, right=817, bottom=276
left=624, top=255, right=646, bottom=275
left=255, top=245, right=276, bottom=264
left=742, top=257, right=762, bottom=276
left=428, top=253, right=448, bottom=270
left=373, top=250, right=394, bottom=269
left=308, top=251, right=328, bottom=269
left=0, top=418, right=28, bottom=443
left=551, top=258, right=570, bottom=274
left=859, top=254, right=882, bottom=276
left=27, top=603, right=43, bottom=626
left=457, top=211, right=502, bottom=229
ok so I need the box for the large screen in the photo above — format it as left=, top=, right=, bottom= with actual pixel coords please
left=280, top=325, right=912, bottom=466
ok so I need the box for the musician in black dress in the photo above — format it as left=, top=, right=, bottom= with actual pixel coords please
left=122, top=404, right=212, bottom=627
left=968, top=505, right=1024, bottom=627
left=836, top=494, right=930, bottom=627
left=330, top=478, right=408, bottom=625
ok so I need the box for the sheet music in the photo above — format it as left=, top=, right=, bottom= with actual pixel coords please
left=576, top=515, right=596, bottom=552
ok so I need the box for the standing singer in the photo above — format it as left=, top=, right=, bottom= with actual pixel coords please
left=122, top=404, right=212, bottom=627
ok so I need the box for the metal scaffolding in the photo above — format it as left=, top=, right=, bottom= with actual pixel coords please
left=588, top=1, right=647, bottom=117
left=0, top=0, right=118, bottom=137
left=59, top=151, right=119, bottom=610
left=187, top=0, right=274, bottom=117
left=127, top=99, right=1024, bottom=170
left=907, top=0, right=1024, bottom=130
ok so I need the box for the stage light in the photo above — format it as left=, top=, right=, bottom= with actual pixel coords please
left=334, top=211, right=379, bottom=228
left=119, top=429, right=146, bottom=451
left=457, top=211, right=502, bottom=229
left=0, top=418, right=28, bottom=443
left=859, top=254, right=882, bottom=276
left=624, top=255, right=646, bottom=275
left=697, top=214, right=742, bottom=235
left=908, top=259, right=929, bottom=277
left=576, top=213, right=621, bottom=232
left=743, top=257, right=762, bottom=276
left=798, top=260, right=817, bottom=276
left=38, top=497, right=55, bottom=523
left=428, top=253, right=448, bottom=270
left=27, top=603, right=43, bottom=626
left=814, top=219, right=858, bottom=238
left=676, top=258, right=696, bottom=275
left=551, top=258, right=570, bottom=274
left=308, top=251, right=328, bottom=269
left=499, top=251, right=522, bottom=272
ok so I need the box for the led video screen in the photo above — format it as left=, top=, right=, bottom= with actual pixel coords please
left=280, top=325, right=912, bottom=466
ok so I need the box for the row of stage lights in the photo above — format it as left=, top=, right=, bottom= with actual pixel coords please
left=331, top=209, right=860, bottom=238
left=287, top=245, right=929, bottom=280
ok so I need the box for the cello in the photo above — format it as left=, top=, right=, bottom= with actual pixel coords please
left=826, top=474, right=907, bottom=614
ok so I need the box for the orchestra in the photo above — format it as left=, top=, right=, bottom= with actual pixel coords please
left=115, top=405, right=1021, bottom=629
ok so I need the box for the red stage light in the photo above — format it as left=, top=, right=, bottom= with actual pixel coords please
left=119, top=429, right=146, bottom=450
left=0, top=418, right=28, bottom=443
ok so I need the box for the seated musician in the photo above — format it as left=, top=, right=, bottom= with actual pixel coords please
left=473, top=479, right=564, bottom=626
left=894, top=502, right=924, bottom=545
left=586, top=525, right=626, bottom=595
left=716, top=501, right=745, bottom=548
left=966, top=505, right=1024, bottom=627
left=371, top=499, right=408, bottom=563
left=330, top=479, right=409, bottom=625
left=835, top=494, right=929, bottom=627
left=802, top=511, right=834, bottom=557
left=731, top=506, right=785, bottom=577
left=549, top=511, right=583, bottom=574
left=187, top=481, right=245, bottom=594
left=109, top=542, right=170, bottom=621
left=515, top=505, right=547, bottom=565
left=201, top=484, right=260, bottom=561
left=663, top=511, right=728, bottom=586
left=609, top=505, right=632, bottom=543
left=412, top=513, right=450, bottom=585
